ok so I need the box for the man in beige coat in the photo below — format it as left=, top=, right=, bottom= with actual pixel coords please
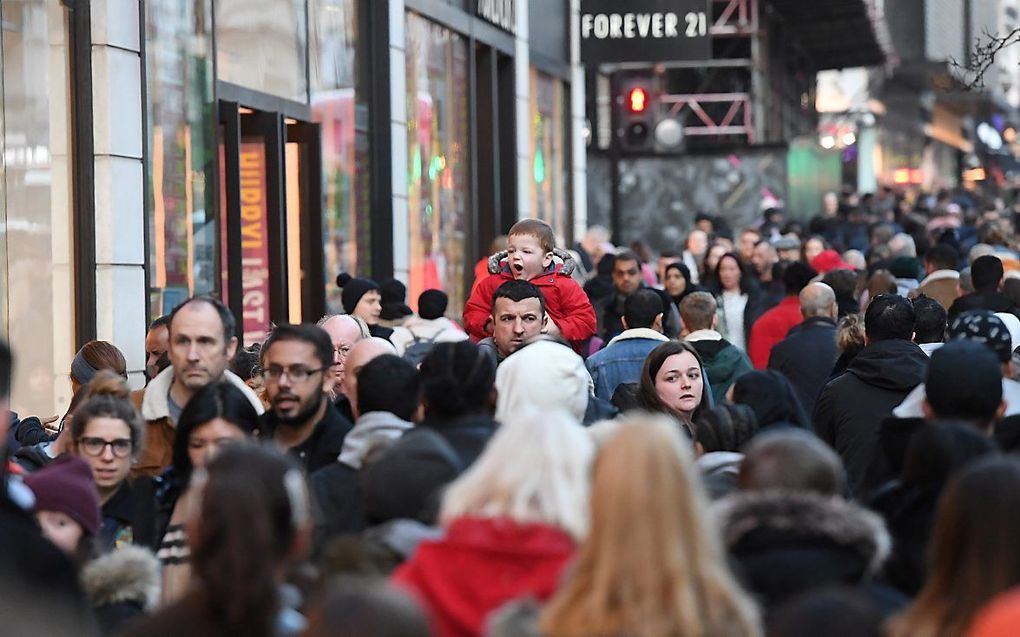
left=132, top=297, right=263, bottom=477
left=909, top=244, right=960, bottom=311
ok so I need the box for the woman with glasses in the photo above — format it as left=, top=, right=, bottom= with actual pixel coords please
left=67, top=370, right=151, bottom=552
left=155, top=380, right=263, bottom=605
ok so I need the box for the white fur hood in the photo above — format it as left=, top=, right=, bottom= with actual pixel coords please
left=81, top=545, right=161, bottom=610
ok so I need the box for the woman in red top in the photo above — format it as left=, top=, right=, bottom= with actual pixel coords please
left=393, top=409, right=595, bottom=637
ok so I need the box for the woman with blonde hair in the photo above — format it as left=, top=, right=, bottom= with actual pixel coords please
left=540, top=413, right=762, bottom=637
left=393, top=408, right=595, bottom=637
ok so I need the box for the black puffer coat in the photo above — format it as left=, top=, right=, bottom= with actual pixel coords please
left=812, top=339, right=928, bottom=498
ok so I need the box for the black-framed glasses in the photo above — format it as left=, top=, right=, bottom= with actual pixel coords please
left=78, top=437, right=133, bottom=458
left=260, top=365, right=329, bottom=383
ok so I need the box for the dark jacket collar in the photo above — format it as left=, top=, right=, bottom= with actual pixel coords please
left=802, top=316, right=837, bottom=328
left=848, top=339, right=928, bottom=391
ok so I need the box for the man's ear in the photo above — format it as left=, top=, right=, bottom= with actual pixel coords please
left=621, top=317, right=630, bottom=331
left=653, top=313, right=664, bottom=333
left=711, top=314, right=719, bottom=330
left=321, top=365, right=337, bottom=395
left=226, top=336, right=239, bottom=361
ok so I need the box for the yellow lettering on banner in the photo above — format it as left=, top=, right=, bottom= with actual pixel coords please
left=241, top=222, right=263, bottom=248
left=241, top=204, right=261, bottom=221
left=240, top=151, right=260, bottom=169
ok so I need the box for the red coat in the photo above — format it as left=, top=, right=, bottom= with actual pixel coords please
left=748, top=296, right=803, bottom=369
left=393, top=517, right=575, bottom=637
left=462, top=265, right=596, bottom=344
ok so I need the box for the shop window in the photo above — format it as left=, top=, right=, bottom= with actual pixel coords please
left=0, top=0, right=76, bottom=416
left=145, top=0, right=217, bottom=316
left=215, top=0, right=308, bottom=103
left=405, top=13, right=469, bottom=317
left=310, top=0, right=370, bottom=314
left=528, top=68, right=570, bottom=243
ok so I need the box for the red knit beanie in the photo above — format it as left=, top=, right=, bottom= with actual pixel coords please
left=24, top=455, right=102, bottom=537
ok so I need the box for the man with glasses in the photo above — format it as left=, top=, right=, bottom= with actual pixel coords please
left=261, top=324, right=353, bottom=473
left=318, top=314, right=365, bottom=422
left=135, top=296, right=264, bottom=477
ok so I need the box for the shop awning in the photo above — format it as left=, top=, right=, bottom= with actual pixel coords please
left=768, top=0, right=890, bottom=70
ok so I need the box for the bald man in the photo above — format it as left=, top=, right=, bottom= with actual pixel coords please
left=319, top=314, right=366, bottom=421
left=343, top=337, right=396, bottom=419
left=767, top=282, right=839, bottom=415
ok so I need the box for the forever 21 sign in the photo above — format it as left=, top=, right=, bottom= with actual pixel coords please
left=580, top=0, right=711, bottom=64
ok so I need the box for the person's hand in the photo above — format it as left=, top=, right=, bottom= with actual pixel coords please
left=543, top=317, right=562, bottom=337
left=51, top=423, right=72, bottom=456
left=41, top=415, right=60, bottom=437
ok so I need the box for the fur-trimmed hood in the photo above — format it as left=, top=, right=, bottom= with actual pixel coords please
left=713, top=489, right=891, bottom=577
left=81, top=545, right=161, bottom=610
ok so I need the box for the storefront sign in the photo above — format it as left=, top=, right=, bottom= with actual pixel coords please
left=580, top=0, right=710, bottom=64
left=477, top=0, right=516, bottom=34
left=238, top=143, right=272, bottom=345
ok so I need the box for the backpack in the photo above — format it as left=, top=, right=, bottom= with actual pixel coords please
left=402, top=329, right=441, bottom=367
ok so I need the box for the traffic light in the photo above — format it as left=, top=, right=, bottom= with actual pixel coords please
left=618, top=75, right=654, bottom=152
left=627, top=86, right=648, bottom=113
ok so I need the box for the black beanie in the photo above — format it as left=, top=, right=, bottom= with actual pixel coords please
left=418, top=289, right=449, bottom=320
left=379, top=278, right=413, bottom=321
left=337, top=272, right=379, bottom=314
left=926, top=340, right=1002, bottom=422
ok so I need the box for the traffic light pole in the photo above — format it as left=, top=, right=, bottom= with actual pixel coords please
left=609, top=71, right=622, bottom=244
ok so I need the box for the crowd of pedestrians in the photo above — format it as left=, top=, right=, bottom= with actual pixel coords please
left=5, top=188, right=1020, bottom=635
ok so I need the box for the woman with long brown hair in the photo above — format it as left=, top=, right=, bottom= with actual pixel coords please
left=636, top=340, right=712, bottom=432
left=889, top=456, right=1020, bottom=637
left=539, top=413, right=762, bottom=637
left=123, top=444, right=311, bottom=637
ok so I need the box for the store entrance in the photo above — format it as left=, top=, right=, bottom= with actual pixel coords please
left=218, top=101, right=325, bottom=346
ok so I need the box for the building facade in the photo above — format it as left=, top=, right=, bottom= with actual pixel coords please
left=583, top=0, right=889, bottom=250
left=0, top=0, right=588, bottom=417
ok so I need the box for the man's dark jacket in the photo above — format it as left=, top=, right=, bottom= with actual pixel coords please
left=769, top=316, right=838, bottom=417
left=812, top=339, right=928, bottom=499
left=264, top=402, right=353, bottom=474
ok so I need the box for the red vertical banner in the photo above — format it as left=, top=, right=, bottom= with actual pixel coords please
left=238, top=143, right=272, bottom=345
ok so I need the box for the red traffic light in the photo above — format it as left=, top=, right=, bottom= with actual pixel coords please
left=628, top=87, right=649, bottom=113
